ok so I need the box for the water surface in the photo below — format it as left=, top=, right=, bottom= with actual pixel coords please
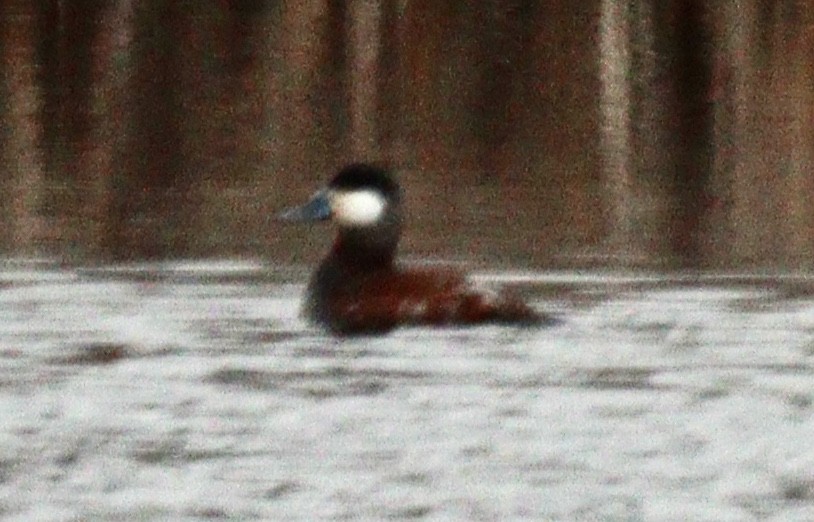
left=1, top=260, right=813, bottom=520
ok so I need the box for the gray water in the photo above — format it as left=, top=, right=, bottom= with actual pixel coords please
left=1, top=260, right=813, bottom=521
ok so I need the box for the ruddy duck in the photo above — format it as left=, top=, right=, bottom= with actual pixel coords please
left=279, top=163, right=558, bottom=335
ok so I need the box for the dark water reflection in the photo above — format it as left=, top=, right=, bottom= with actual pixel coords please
left=4, top=2, right=814, bottom=268
left=1, top=260, right=814, bottom=520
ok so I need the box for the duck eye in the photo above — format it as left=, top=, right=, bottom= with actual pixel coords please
left=331, top=190, right=387, bottom=227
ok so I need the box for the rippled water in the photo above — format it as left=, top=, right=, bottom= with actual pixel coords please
left=1, top=260, right=814, bottom=521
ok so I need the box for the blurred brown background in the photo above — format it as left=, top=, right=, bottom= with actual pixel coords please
left=0, top=1, right=812, bottom=268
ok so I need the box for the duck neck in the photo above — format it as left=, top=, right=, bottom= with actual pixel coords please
left=331, top=226, right=399, bottom=273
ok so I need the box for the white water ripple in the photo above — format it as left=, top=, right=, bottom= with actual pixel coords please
left=0, top=262, right=813, bottom=520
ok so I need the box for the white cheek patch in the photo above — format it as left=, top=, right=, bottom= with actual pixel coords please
left=331, top=190, right=387, bottom=227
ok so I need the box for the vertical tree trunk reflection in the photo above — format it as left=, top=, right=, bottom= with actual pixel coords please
left=0, top=2, right=45, bottom=254
left=0, top=0, right=811, bottom=267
